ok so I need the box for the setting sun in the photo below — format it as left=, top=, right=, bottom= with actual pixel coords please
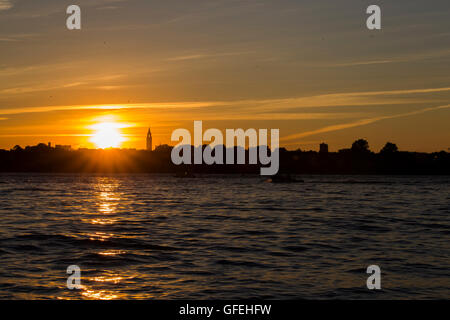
left=90, top=122, right=125, bottom=149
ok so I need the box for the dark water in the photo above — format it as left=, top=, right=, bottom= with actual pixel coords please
left=0, top=173, right=449, bottom=299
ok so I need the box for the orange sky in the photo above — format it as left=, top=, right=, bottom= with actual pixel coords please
left=1, top=0, right=449, bottom=152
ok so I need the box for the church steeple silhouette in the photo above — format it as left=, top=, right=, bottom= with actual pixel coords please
left=146, top=128, right=152, bottom=151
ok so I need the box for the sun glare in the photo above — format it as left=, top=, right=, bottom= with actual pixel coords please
left=90, top=122, right=126, bottom=149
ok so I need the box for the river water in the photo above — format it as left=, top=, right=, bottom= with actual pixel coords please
left=0, top=173, right=448, bottom=299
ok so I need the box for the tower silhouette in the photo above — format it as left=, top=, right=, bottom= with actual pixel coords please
left=146, top=128, right=152, bottom=151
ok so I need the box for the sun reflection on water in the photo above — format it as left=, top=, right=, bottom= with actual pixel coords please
left=81, top=288, right=119, bottom=300
left=98, top=250, right=126, bottom=256
left=83, top=218, right=118, bottom=225
left=90, top=179, right=121, bottom=223
left=81, top=178, right=126, bottom=300
left=91, top=276, right=124, bottom=284
left=97, top=190, right=120, bottom=214
left=82, top=231, right=114, bottom=241
left=66, top=178, right=142, bottom=300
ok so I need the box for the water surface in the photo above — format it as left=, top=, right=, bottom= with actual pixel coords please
left=0, top=174, right=449, bottom=299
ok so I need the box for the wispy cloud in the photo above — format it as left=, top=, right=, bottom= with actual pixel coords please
left=96, top=6, right=120, bottom=11
left=0, top=73, right=126, bottom=95
left=0, top=62, right=67, bottom=77
left=281, top=104, right=450, bottom=142
left=166, top=51, right=252, bottom=62
left=0, top=33, right=40, bottom=42
left=0, top=102, right=222, bottom=116
left=1, top=86, right=449, bottom=117
left=4, top=0, right=126, bottom=19
left=0, top=83, right=87, bottom=95
left=93, top=0, right=126, bottom=10
left=0, top=38, right=19, bottom=42
left=326, top=49, right=450, bottom=68
left=0, top=0, right=12, bottom=11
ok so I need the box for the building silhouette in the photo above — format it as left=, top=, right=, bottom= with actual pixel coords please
left=146, top=128, right=152, bottom=151
left=320, top=143, right=329, bottom=153
left=55, top=145, right=71, bottom=151
left=1, top=139, right=449, bottom=174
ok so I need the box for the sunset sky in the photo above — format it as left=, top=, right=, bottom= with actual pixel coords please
left=0, top=0, right=449, bottom=151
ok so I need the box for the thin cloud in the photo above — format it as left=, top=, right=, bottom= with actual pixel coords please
left=329, top=60, right=396, bottom=67
left=0, top=33, right=40, bottom=42
left=0, top=62, right=72, bottom=77
left=4, top=0, right=126, bottom=19
left=0, top=83, right=86, bottom=95
left=0, top=102, right=224, bottom=116
left=1, top=86, right=450, bottom=116
left=281, top=104, right=450, bottom=142
left=332, top=87, right=450, bottom=97
left=167, top=54, right=209, bottom=61
left=0, top=37, right=19, bottom=42
left=326, top=49, right=450, bottom=68
left=0, top=0, right=12, bottom=11
left=167, top=51, right=253, bottom=62
left=96, top=6, right=120, bottom=10
left=0, top=73, right=126, bottom=95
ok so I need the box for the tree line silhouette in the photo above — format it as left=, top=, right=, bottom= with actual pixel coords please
left=0, top=139, right=448, bottom=174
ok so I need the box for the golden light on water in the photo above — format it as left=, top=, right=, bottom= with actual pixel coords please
left=98, top=250, right=127, bottom=256
left=85, top=218, right=118, bottom=225
left=81, top=288, right=119, bottom=300
left=84, top=232, right=114, bottom=242
left=91, top=276, right=124, bottom=284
